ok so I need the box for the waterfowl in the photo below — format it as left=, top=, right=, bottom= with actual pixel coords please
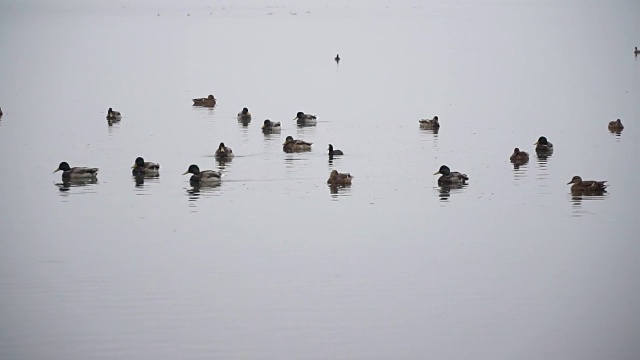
left=534, top=136, right=553, bottom=154
left=567, top=176, right=607, bottom=193
left=261, top=119, right=281, bottom=133
left=0, top=107, right=3, bottom=117
left=419, top=116, right=440, bottom=129
left=608, top=119, right=624, bottom=131
left=327, top=170, right=353, bottom=185
left=510, top=148, right=529, bottom=162
left=294, top=111, right=317, bottom=125
left=106, top=108, right=122, bottom=120
left=335, top=54, right=340, bottom=63
left=53, top=162, right=99, bottom=180
left=237, top=107, right=252, bottom=122
left=433, top=165, right=468, bottom=185
left=328, top=144, right=343, bottom=158
left=215, top=142, right=234, bottom=160
left=131, top=157, right=160, bottom=176
left=192, top=95, right=216, bottom=107
left=283, top=135, right=313, bottom=152
left=635, top=47, right=639, bottom=56
left=183, top=164, right=223, bottom=183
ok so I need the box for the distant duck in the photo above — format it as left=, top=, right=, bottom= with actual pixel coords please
left=192, top=94, right=217, bottom=107
left=328, top=144, right=343, bottom=158
left=419, top=116, right=440, bottom=129
left=510, top=148, right=530, bottom=162
left=106, top=108, right=122, bottom=120
left=635, top=47, right=639, bottom=56
left=261, top=119, right=281, bottom=133
left=327, top=170, right=353, bottom=185
left=131, top=157, right=160, bottom=176
left=567, top=176, right=607, bottom=193
left=237, top=107, right=252, bottom=122
left=433, top=165, right=468, bottom=185
left=53, top=162, right=99, bottom=180
left=183, top=164, right=223, bottom=184
left=294, top=111, right=317, bottom=125
left=335, top=54, right=340, bottom=63
left=283, top=135, right=313, bottom=152
left=534, top=136, right=553, bottom=154
left=0, top=106, right=3, bottom=117
left=215, top=142, right=234, bottom=160
left=608, top=119, right=624, bottom=132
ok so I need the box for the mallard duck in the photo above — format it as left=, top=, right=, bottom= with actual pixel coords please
left=215, top=142, right=234, bottom=160
left=237, top=107, right=252, bottom=122
left=327, top=170, right=353, bottom=185
left=328, top=144, right=343, bottom=158
left=433, top=165, right=468, bottom=185
left=335, top=54, right=340, bottom=63
left=419, top=116, right=440, bottom=129
left=283, top=135, right=313, bottom=152
left=183, top=164, right=223, bottom=183
left=192, top=95, right=216, bottom=107
left=608, top=119, right=624, bottom=131
left=53, top=162, right=99, bottom=180
left=294, top=111, right=317, bottom=125
left=510, top=148, right=529, bottom=162
left=261, top=119, right=281, bottom=133
left=567, top=176, right=607, bottom=193
left=106, top=108, right=122, bottom=120
left=131, top=157, right=160, bottom=176
left=534, top=136, right=553, bottom=154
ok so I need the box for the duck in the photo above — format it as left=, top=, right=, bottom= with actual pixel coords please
left=192, top=94, right=216, bottom=107
left=53, top=162, right=99, bottom=180
left=237, top=107, right=252, bottom=122
left=294, top=111, right=317, bottom=125
left=635, top=47, right=639, bottom=56
left=215, top=142, right=234, bottom=160
left=131, top=157, right=160, bottom=176
left=534, top=136, right=553, bottom=154
left=567, top=176, right=607, bottom=193
left=419, top=116, right=440, bottom=129
left=608, top=119, right=624, bottom=131
left=283, top=135, right=313, bottom=152
left=0, top=106, right=3, bottom=117
left=510, top=148, right=529, bottom=162
left=335, top=54, right=340, bottom=63
left=327, top=170, right=353, bottom=185
left=183, top=164, right=223, bottom=183
left=106, top=108, right=122, bottom=120
left=328, top=144, right=343, bottom=158
left=433, top=165, right=468, bottom=185
left=261, top=119, right=281, bottom=133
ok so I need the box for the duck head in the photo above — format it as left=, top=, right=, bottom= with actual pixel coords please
left=534, top=136, right=549, bottom=145
left=183, top=164, right=200, bottom=175
left=132, top=157, right=145, bottom=169
left=567, top=176, right=583, bottom=185
left=433, top=165, right=451, bottom=176
left=54, top=161, right=71, bottom=173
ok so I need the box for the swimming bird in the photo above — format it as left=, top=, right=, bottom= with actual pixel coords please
left=192, top=95, right=216, bottom=107
left=328, top=144, right=343, bottom=158
left=335, top=54, right=340, bottom=63
left=635, top=47, right=639, bottom=56
left=215, top=142, right=234, bottom=160
left=0, top=106, right=3, bottom=117
left=293, top=111, right=317, bottom=125
left=261, top=119, right=281, bottom=133
left=131, top=157, right=160, bottom=176
left=183, top=164, right=223, bottom=183
left=510, top=148, right=529, bottom=162
left=534, top=136, right=553, bottom=154
left=283, top=135, right=313, bottom=152
left=567, top=176, right=607, bottom=193
left=419, top=116, right=440, bottom=129
left=608, top=119, right=624, bottom=132
left=237, top=107, right=252, bottom=122
left=433, top=165, right=468, bottom=185
left=327, top=170, right=353, bottom=185
left=106, top=108, right=122, bottom=120
left=53, top=162, right=99, bottom=180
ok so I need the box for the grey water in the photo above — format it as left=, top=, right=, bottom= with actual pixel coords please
left=1, top=1, right=639, bottom=359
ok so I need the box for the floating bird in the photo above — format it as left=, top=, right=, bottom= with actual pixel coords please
left=635, top=47, right=639, bottom=56
left=183, top=164, right=223, bottom=183
left=237, top=107, right=252, bottom=122
left=53, top=162, right=99, bottom=180
left=608, top=119, right=624, bottom=132
left=419, top=116, right=440, bottom=129
left=0, top=106, right=3, bottom=117
left=131, top=157, right=160, bottom=176
left=510, top=148, right=529, bottom=162
left=328, top=144, right=343, bottom=158
left=261, top=119, right=281, bottom=133
left=534, top=136, right=553, bottom=154
left=433, top=165, right=468, bottom=185
left=106, top=108, right=121, bottom=120
left=283, top=135, right=313, bottom=152
left=192, top=95, right=216, bottom=107
left=335, top=54, right=340, bottom=63
left=567, top=176, right=607, bottom=193
left=293, top=111, right=317, bottom=125
left=215, top=142, right=234, bottom=160
left=327, top=170, right=353, bottom=185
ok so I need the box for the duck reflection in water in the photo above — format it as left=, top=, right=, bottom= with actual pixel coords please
left=437, top=183, right=465, bottom=201
left=56, top=179, right=98, bottom=192
left=186, top=182, right=221, bottom=201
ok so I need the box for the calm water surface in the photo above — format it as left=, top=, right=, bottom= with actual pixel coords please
left=1, top=1, right=639, bottom=359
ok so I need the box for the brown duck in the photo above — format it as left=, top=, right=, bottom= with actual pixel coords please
left=192, top=95, right=216, bottom=107
left=327, top=170, right=353, bottom=185
left=567, top=176, right=607, bottom=193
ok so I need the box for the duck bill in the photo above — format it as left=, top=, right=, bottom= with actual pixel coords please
left=433, top=171, right=441, bottom=175
left=182, top=171, right=190, bottom=175
left=534, top=141, right=539, bottom=145
left=53, top=168, right=61, bottom=173
left=131, top=164, right=136, bottom=169
left=566, top=181, right=573, bottom=185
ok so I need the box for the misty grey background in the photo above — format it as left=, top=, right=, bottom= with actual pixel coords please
left=1, top=0, right=639, bottom=359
